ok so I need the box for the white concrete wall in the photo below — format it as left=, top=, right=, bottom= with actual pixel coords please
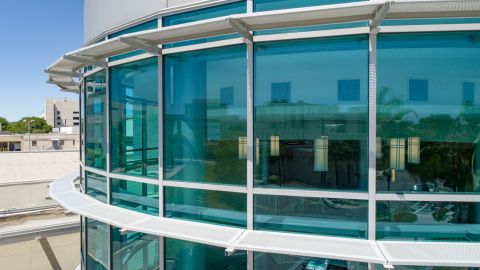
left=84, top=0, right=167, bottom=44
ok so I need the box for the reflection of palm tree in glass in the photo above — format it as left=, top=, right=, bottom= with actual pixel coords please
left=377, top=86, right=417, bottom=191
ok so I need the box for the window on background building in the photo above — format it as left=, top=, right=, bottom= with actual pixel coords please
left=220, top=87, right=234, bottom=107
left=162, top=1, right=246, bottom=48
left=165, top=238, right=247, bottom=269
left=85, top=70, right=107, bottom=170
left=271, top=82, right=291, bottom=103
left=31, top=141, right=37, bottom=147
left=409, top=79, right=428, bottom=102
left=376, top=32, right=480, bottom=193
left=111, top=227, right=159, bottom=270
left=111, top=178, right=159, bottom=216
left=164, top=45, right=247, bottom=185
left=254, top=195, right=368, bottom=238
left=110, top=57, right=158, bottom=178
left=165, top=186, right=246, bottom=227
left=338, top=79, right=360, bottom=101
left=254, top=35, right=369, bottom=190
left=463, top=82, right=475, bottom=105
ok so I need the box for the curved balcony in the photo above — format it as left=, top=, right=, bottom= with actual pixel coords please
left=50, top=172, right=480, bottom=267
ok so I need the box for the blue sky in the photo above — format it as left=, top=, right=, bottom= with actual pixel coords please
left=0, top=0, right=83, bottom=121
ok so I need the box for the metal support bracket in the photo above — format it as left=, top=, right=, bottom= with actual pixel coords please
left=383, top=264, right=395, bottom=269
left=228, top=18, right=253, bottom=45
left=370, top=1, right=394, bottom=33
left=45, top=69, right=83, bottom=78
left=119, top=37, right=162, bottom=56
left=63, top=55, right=107, bottom=68
left=37, top=236, right=62, bottom=270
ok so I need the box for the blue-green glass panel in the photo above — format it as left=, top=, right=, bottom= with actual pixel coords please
left=111, top=227, right=159, bottom=270
left=377, top=201, right=480, bottom=241
left=86, top=218, right=109, bottom=270
left=162, top=1, right=245, bottom=48
left=108, top=20, right=158, bottom=61
left=376, top=32, right=480, bottom=193
left=255, top=21, right=368, bottom=36
left=165, top=238, right=247, bottom=270
left=111, top=178, right=159, bottom=216
left=85, top=171, right=107, bottom=203
left=110, top=57, right=159, bottom=178
left=254, top=35, right=369, bottom=190
left=164, top=45, right=247, bottom=185
left=375, top=266, right=480, bottom=270
left=165, top=186, right=246, bottom=227
left=382, top=18, right=480, bottom=26
left=85, top=70, right=107, bottom=170
left=254, top=194, right=368, bottom=238
left=254, top=0, right=365, bottom=12
left=255, top=252, right=368, bottom=270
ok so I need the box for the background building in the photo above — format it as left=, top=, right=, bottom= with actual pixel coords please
left=0, top=151, right=79, bottom=270
left=46, top=0, right=480, bottom=269
left=45, top=98, right=80, bottom=129
left=0, top=133, right=79, bottom=152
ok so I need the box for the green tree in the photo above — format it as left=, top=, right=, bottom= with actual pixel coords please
left=6, top=117, right=52, bottom=134
left=0, top=117, right=9, bottom=131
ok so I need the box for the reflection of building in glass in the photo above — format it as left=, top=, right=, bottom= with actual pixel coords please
left=45, top=0, right=480, bottom=269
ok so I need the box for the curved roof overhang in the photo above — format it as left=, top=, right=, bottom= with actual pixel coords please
left=45, top=0, right=480, bottom=92
left=50, top=172, right=480, bottom=267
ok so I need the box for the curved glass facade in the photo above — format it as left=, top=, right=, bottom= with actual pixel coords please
left=110, top=57, right=159, bottom=178
left=76, top=0, right=480, bottom=269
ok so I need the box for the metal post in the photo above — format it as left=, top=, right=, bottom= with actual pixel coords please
left=367, top=30, right=377, bottom=270
left=157, top=16, right=165, bottom=270
left=246, top=1, right=254, bottom=269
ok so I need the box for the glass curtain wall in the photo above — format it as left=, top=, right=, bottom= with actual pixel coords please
left=111, top=227, right=159, bottom=270
left=254, top=252, right=368, bottom=270
left=376, top=32, right=480, bottom=193
left=253, top=0, right=366, bottom=12
left=377, top=201, right=480, bottom=241
left=111, top=178, right=159, bottom=216
left=164, top=45, right=247, bottom=185
left=165, top=186, right=246, bottom=227
left=254, top=195, right=368, bottom=238
left=165, top=238, right=247, bottom=269
left=85, top=171, right=107, bottom=203
left=110, top=57, right=159, bottom=178
left=162, top=1, right=246, bottom=48
left=108, top=20, right=158, bottom=61
left=85, top=70, right=107, bottom=170
left=86, top=218, right=109, bottom=270
left=254, top=35, right=369, bottom=190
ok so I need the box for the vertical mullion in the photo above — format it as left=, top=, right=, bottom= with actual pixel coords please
left=105, top=59, right=113, bottom=270
left=157, top=16, right=166, bottom=270
left=368, top=32, right=377, bottom=243
left=246, top=1, right=254, bottom=269
left=106, top=66, right=111, bottom=205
